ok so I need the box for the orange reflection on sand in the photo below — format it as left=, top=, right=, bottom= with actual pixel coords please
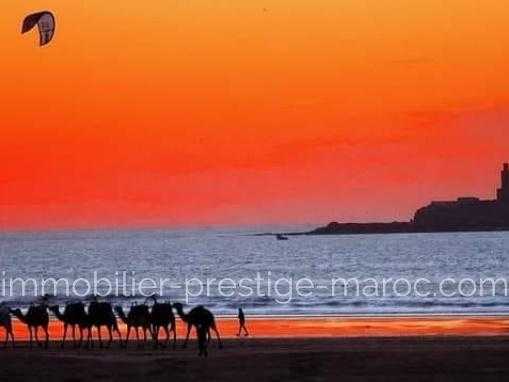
left=7, top=316, right=509, bottom=341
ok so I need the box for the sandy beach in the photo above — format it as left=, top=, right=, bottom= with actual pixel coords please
left=2, top=336, right=509, bottom=381
left=2, top=316, right=509, bottom=381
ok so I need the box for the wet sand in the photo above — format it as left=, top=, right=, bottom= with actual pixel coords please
left=3, top=316, right=509, bottom=381
left=10, top=315, right=509, bottom=339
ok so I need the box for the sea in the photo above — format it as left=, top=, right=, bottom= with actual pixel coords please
left=1, top=229, right=509, bottom=316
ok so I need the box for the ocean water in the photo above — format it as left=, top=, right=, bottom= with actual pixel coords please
left=1, top=229, right=509, bottom=316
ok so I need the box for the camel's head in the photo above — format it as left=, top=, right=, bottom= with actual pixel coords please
left=40, top=294, right=51, bottom=305
left=172, top=302, right=184, bottom=312
left=48, top=305, right=59, bottom=313
left=114, top=305, right=124, bottom=315
left=144, top=295, right=158, bottom=305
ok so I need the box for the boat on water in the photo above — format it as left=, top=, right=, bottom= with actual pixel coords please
left=276, top=234, right=289, bottom=240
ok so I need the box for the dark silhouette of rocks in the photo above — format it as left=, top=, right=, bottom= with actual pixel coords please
left=308, top=163, right=509, bottom=235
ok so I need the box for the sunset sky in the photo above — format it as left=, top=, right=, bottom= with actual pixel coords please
left=0, top=0, right=508, bottom=230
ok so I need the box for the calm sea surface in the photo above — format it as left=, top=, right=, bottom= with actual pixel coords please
left=1, top=229, right=509, bottom=316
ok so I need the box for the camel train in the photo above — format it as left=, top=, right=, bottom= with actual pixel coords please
left=0, top=296, right=222, bottom=356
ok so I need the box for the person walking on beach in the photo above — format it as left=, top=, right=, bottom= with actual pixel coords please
left=237, top=308, right=249, bottom=336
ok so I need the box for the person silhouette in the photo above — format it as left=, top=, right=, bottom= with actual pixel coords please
left=237, top=308, right=249, bottom=336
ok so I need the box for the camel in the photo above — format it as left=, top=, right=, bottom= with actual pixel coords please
left=114, top=304, right=151, bottom=348
left=87, top=299, right=122, bottom=348
left=147, top=296, right=177, bottom=349
left=11, top=304, right=49, bottom=349
left=0, top=304, right=14, bottom=348
left=172, top=302, right=222, bottom=349
left=49, top=302, right=91, bottom=348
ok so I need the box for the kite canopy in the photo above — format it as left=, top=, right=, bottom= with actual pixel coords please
left=21, top=11, right=55, bottom=46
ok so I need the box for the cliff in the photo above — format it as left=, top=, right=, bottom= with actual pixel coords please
left=305, top=163, right=509, bottom=235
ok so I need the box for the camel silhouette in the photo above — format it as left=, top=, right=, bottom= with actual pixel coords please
left=115, top=303, right=151, bottom=348
left=0, top=304, right=14, bottom=348
left=172, top=302, right=223, bottom=349
left=49, top=302, right=91, bottom=348
left=146, top=296, right=177, bottom=349
left=88, top=298, right=122, bottom=348
left=11, top=304, right=49, bottom=349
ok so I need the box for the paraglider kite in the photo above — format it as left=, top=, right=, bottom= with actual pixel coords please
left=21, top=11, right=55, bottom=46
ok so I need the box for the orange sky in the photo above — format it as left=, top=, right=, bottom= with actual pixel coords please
left=0, top=1, right=508, bottom=230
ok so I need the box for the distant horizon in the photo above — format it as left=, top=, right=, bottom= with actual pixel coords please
left=0, top=222, right=321, bottom=235
left=1, top=161, right=507, bottom=232
left=2, top=161, right=508, bottom=232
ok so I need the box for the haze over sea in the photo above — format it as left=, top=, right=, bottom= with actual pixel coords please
left=1, top=229, right=509, bottom=316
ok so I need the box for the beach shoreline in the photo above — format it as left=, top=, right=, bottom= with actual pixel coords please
left=4, top=315, right=509, bottom=380
left=8, top=315, right=509, bottom=341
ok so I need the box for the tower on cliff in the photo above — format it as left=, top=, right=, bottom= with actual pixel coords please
left=497, top=163, right=509, bottom=202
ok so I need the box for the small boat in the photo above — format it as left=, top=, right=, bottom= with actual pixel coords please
left=276, top=234, right=289, bottom=241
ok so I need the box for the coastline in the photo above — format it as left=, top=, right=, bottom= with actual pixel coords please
left=9, top=314, right=509, bottom=341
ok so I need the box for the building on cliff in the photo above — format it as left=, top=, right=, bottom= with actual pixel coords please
left=413, top=163, right=509, bottom=230
left=307, top=163, right=509, bottom=235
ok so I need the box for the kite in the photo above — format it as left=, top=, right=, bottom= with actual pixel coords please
left=21, top=11, right=55, bottom=46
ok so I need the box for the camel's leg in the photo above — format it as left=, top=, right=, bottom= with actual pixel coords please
left=107, top=326, right=113, bottom=348
left=135, top=327, right=140, bottom=347
left=3, top=328, right=8, bottom=348
left=72, top=324, right=77, bottom=347
left=125, top=325, right=131, bottom=347
left=153, top=326, right=159, bottom=348
left=97, top=326, right=103, bottom=348
left=171, top=322, right=177, bottom=350
left=9, top=327, right=15, bottom=348
left=86, top=327, right=92, bottom=348
left=78, top=327, right=84, bottom=348
left=34, top=326, right=41, bottom=348
left=28, top=327, right=33, bottom=349
left=5, top=324, right=15, bottom=348
left=43, top=325, right=49, bottom=349
left=142, top=326, right=148, bottom=346
left=115, top=323, right=122, bottom=346
left=163, top=326, right=170, bottom=348
left=211, top=323, right=223, bottom=349
left=183, top=323, right=192, bottom=348
left=61, top=323, right=68, bottom=348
